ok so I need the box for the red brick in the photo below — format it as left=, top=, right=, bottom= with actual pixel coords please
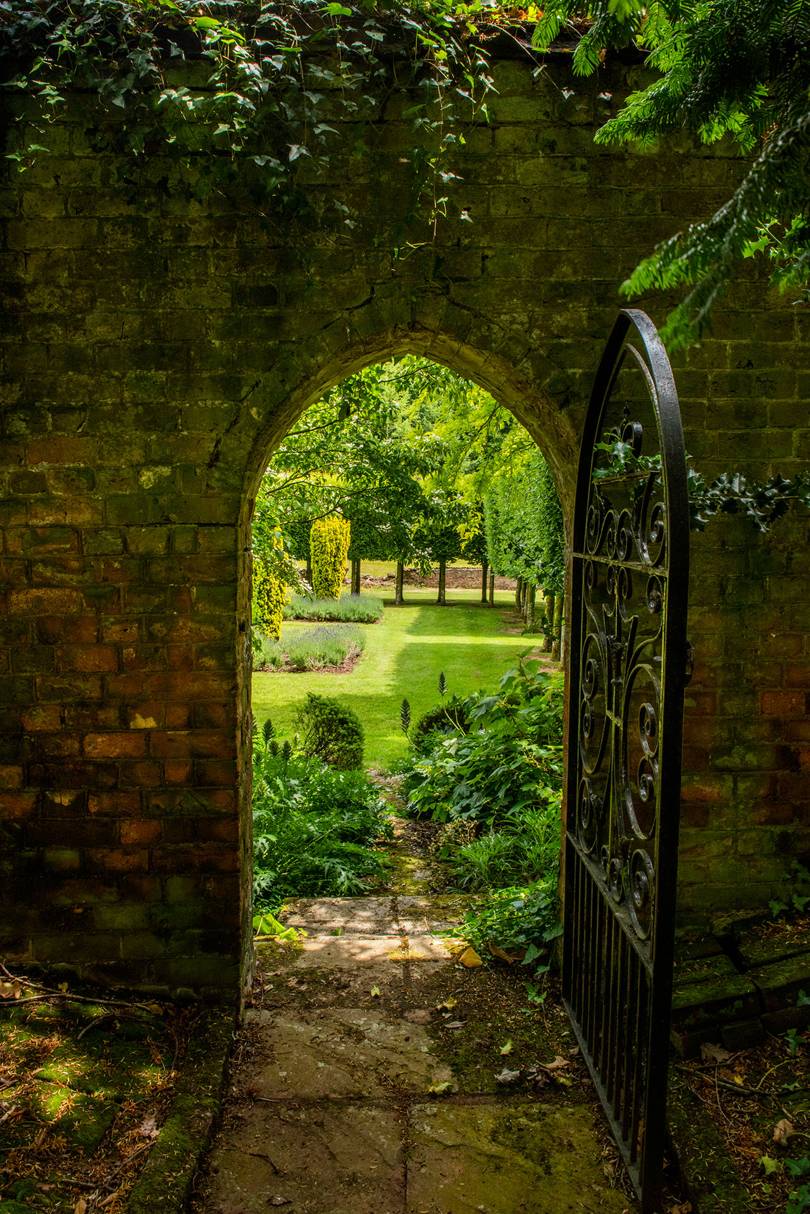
left=164, top=760, right=193, bottom=784
left=87, top=847, right=149, bottom=873
left=761, top=690, right=805, bottom=717
left=21, top=704, right=63, bottom=732
left=0, top=791, right=37, bottom=818
left=120, top=820, right=162, bottom=845
left=57, top=644, right=118, bottom=673
left=84, top=732, right=146, bottom=759
left=9, top=587, right=84, bottom=615
left=88, top=791, right=141, bottom=816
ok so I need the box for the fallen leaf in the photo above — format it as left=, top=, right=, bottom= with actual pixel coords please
left=74, top=1200, right=88, bottom=1214
left=700, top=1043, right=732, bottom=1064
left=773, top=1118, right=794, bottom=1146
left=427, top=1080, right=455, bottom=1095
left=538, top=1055, right=570, bottom=1072
left=370, top=985, right=381, bottom=998
left=760, top=1154, right=781, bottom=1175
left=499, top=1040, right=514, bottom=1056
left=0, top=981, right=16, bottom=999
left=437, top=997, right=457, bottom=1012
left=458, top=947, right=483, bottom=969
left=445, top=1020, right=465, bottom=1029
left=495, top=1067, right=521, bottom=1084
left=488, top=943, right=523, bottom=964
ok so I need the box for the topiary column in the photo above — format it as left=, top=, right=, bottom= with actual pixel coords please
left=310, top=516, right=351, bottom=600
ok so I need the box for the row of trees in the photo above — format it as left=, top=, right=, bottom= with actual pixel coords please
left=252, top=355, right=566, bottom=644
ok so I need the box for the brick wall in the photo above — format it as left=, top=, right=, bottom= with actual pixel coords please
left=0, top=48, right=807, bottom=994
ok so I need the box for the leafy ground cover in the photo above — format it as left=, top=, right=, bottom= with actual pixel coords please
left=254, top=623, right=365, bottom=672
left=252, top=731, right=392, bottom=911
left=400, top=661, right=565, bottom=970
left=252, top=599, right=534, bottom=771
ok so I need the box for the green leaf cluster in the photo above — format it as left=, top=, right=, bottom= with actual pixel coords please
left=532, top=0, right=810, bottom=344
left=252, top=747, right=391, bottom=907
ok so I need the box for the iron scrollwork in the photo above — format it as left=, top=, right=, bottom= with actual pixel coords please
left=562, top=310, right=690, bottom=1212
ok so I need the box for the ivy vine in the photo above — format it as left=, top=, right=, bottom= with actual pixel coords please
left=0, top=1, right=510, bottom=234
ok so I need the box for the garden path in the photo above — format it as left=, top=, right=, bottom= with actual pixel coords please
left=192, top=824, right=635, bottom=1214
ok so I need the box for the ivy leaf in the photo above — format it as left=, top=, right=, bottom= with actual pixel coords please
left=194, top=16, right=221, bottom=29
left=760, top=1155, right=781, bottom=1176
left=323, top=2, right=353, bottom=14
left=288, top=144, right=309, bottom=162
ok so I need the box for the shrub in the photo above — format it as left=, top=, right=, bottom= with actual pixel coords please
left=451, top=878, right=562, bottom=967
left=252, top=555, right=286, bottom=640
left=411, top=695, right=469, bottom=754
left=296, top=692, right=364, bottom=769
left=252, top=748, right=391, bottom=908
left=284, top=592, right=384, bottom=623
left=404, top=661, right=564, bottom=829
left=310, top=515, right=351, bottom=600
left=447, top=807, right=561, bottom=892
left=253, top=624, right=365, bottom=672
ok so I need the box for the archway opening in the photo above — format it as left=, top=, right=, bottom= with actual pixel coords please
left=239, top=349, right=574, bottom=984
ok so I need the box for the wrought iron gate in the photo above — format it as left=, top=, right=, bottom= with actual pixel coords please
left=562, top=309, right=690, bottom=1211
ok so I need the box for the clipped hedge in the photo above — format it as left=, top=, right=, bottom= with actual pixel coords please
left=252, top=556, right=286, bottom=640
left=310, top=515, right=351, bottom=600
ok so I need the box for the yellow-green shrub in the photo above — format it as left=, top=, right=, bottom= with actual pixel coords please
left=252, top=556, right=286, bottom=639
left=309, top=516, right=350, bottom=600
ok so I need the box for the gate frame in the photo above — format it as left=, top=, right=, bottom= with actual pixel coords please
left=562, top=308, right=690, bottom=1210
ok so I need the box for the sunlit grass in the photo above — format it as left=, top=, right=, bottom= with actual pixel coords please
left=252, top=599, right=535, bottom=770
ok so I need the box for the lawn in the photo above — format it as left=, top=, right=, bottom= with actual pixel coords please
left=252, top=597, right=537, bottom=770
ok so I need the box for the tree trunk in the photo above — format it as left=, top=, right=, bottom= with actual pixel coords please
left=526, top=582, right=536, bottom=631
left=305, top=555, right=313, bottom=587
left=552, top=594, right=564, bottom=660
left=437, top=560, right=447, bottom=605
left=543, top=593, right=555, bottom=652
left=351, top=557, right=361, bottom=596
left=395, top=560, right=405, bottom=606
left=480, top=561, right=489, bottom=604
left=488, top=571, right=495, bottom=606
left=515, top=577, right=523, bottom=609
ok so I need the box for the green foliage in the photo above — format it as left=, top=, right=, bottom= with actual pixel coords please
left=404, top=660, right=564, bottom=828
left=786, top=1157, right=810, bottom=1214
left=451, top=880, right=562, bottom=966
left=252, top=555, right=286, bottom=640
left=252, top=748, right=391, bottom=908
left=446, top=807, right=560, bottom=892
left=411, top=695, right=469, bottom=754
left=310, top=515, right=351, bottom=600
left=484, top=451, right=564, bottom=595
left=284, top=592, right=383, bottom=622
left=296, top=691, right=364, bottom=769
left=688, top=469, right=810, bottom=533
left=400, top=697, right=411, bottom=735
left=2, top=1, right=496, bottom=234
left=532, top=0, right=810, bottom=344
left=254, top=623, right=365, bottom=671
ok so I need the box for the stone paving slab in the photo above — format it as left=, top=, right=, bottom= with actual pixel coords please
left=244, top=1008, right=453, bottom=1099
left=293, top=932, right=457, bottom=968
left=282, top=896, right=396, bottom=932
left=201, top=1100, right=404, bottom=1214
left=407, top=1100, right=630, bottom=1214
